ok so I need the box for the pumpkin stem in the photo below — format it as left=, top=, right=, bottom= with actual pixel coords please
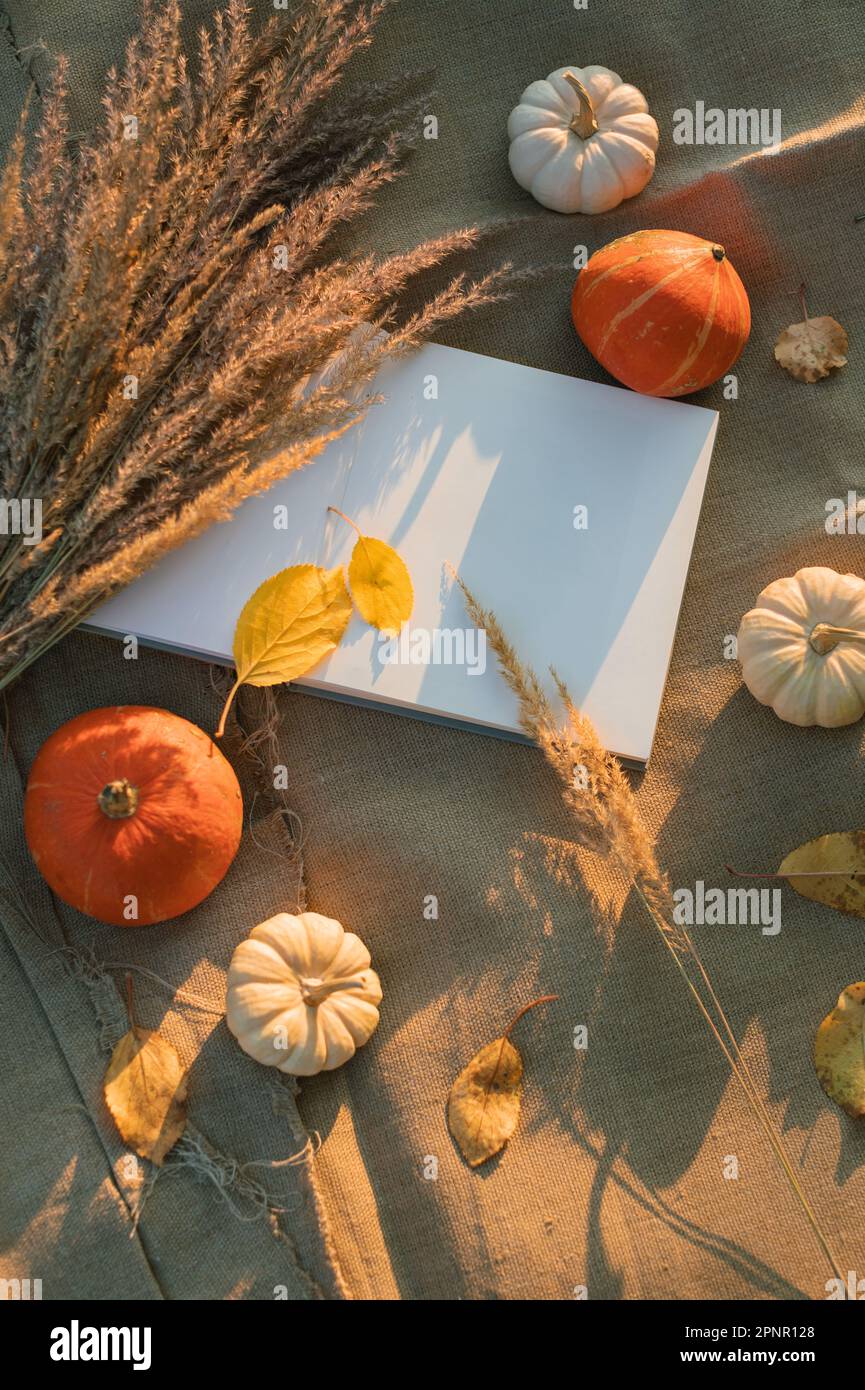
left=301, top=975, right=366, bottom=1006
left=562, top=71, right=598, bottom=139
left=98, top=778, right=139, bottom=819
left=711, top=245, right=726, bottom=262
left=808, top=622, right=865, bottom=655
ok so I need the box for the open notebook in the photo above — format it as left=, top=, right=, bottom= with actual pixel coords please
left=88, top=343, right=718, bottom=765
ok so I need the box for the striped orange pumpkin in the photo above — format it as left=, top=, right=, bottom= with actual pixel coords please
left=571, top=229, right=750, bottom=397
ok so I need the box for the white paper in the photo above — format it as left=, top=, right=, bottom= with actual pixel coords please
left=89, top=343, right=718, bottom=763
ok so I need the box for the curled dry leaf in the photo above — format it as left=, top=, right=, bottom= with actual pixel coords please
left=774, top=315, right=848, bottom=382
left=216, top=564, right=352, bottom=736
left=104, top=1026, right=188, bottom=1165
left=814, top=983, right=865, bottom=1118
left=447, top=995, right=557, bottom=1168
left=778, top=831, right=865, bottom=918
left=328, top=507, right=413, bottom=635
left=448, top=1037, right=523, bottom=1168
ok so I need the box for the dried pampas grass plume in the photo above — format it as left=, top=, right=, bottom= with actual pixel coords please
left=0, top=0, right=524, bottom=691
left=454, top=570, right=844, bottom=1287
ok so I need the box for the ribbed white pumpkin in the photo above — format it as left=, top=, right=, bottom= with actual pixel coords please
left=738, top=567, right=865, bottom=727
left=507, top=66, right=658, bottom=214
left=226, top=912, right=382, bottom=1076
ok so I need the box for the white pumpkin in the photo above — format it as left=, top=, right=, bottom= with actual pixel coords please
left=226, top=912, right=382, bottom=1076
left=507, top=66, right=658, bottom=214
left=738, top=567, right=865, bottom=727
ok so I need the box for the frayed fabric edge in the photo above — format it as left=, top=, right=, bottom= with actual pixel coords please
left=58, top=943, right=350, bottom=1300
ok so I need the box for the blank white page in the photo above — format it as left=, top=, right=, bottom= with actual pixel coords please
left=89, top=342, right=718, bottom=763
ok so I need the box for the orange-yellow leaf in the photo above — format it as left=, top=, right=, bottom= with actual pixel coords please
left=348, top=536, right=413, bottom=635
left=104, top=1027, right=188, bottom=1166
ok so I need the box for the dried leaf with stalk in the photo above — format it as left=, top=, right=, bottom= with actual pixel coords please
left=215, top=562, right=353, bottom=737
left=727, top=832, right=865, bottom=921
left=453, top=570, right=846, bottom=1287
left=814, top=984, right=865, bottom=1120
left=328, top=506, right=414, bottom=634
left=774, top=284, right=848, bottom=382
left=448, top=995, right=558, bottom=1167
left=104, top=976, right=188, bottom=1165
left=0, top=0, right=526, bottom=693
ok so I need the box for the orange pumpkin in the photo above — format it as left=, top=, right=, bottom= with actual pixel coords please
left=571, top=229, right=750, bottom=397
left=24, top=706, right=243, bottom=926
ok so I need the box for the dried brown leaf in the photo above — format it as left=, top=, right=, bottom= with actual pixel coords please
left=779, top=831, right=865, bottom=918
left=814, top=983, right=865, bottom=1118
left=774, top=315, right=848, bottom=382
left=447, top=1037, right=523, bottom=1168
left=447, top=994, right=557, bottom=1168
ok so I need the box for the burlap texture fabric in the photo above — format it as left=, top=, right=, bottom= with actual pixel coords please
left=1, top=0, right=864, bottom=1300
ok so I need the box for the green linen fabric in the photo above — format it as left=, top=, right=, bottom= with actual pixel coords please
left=1, top=0, right=865, bottom=1301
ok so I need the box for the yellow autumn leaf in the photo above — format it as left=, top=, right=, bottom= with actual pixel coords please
left=348, top=535, right=413, bottom=635
left=104, top=1027, right=188, bottom=1166
left=814, top=983, right=865, bottom=1119
left=326, top=506, right=412, bottom=634
left=778, top=831, right=865, bottom=918
left=235, top=563, right=352, bottom=684
left=216, top=564, right=352, bottom=736
left=447, top=1036, right=523, bottom=1168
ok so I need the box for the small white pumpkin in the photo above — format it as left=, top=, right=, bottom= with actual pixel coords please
left=507, top=66, right=658, bottom=214
left=738, top=567, right=865, bottom=727
left=226, top=912, right=382, bottom=1076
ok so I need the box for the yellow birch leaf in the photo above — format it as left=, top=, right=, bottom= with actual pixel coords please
left=814, top=983, right=865, bottom=1119
left=778, top=831, right=865, bottom=918
left=104, top=1027, right=188, bottom=1166
left=234, top=563, right=352, bottom=684
left=217, top=564, right=352, bottom=736
left=447, top=1037, right=523, bottom=1168
left=348, top=535, right=413, bottom=635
